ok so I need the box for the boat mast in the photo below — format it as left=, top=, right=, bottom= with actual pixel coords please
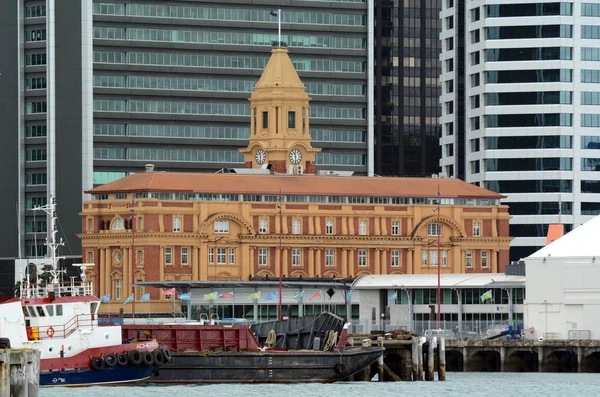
left=34, top=196, right=65, bottom=295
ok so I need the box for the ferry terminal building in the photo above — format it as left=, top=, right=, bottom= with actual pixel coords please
left=79, top=44, right=513, bottom=322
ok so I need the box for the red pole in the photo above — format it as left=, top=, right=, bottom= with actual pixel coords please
left=437, top=185, right=441, bottom=329
left=278, top=189, right=283, bottom=320
left=131, top=196, right=136, bottom=320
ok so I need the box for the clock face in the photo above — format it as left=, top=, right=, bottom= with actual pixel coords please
left=290, top=149, right=302, bottom=164
left=255, top=149, right=266, bottom=165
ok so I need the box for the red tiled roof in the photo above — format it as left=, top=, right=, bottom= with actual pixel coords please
left=86, top=172, right=504, bottom=199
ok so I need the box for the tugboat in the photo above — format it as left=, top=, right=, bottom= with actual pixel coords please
left=0, top=198, right=170, bottom=387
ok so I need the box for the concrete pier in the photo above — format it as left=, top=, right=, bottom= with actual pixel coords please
left=0, top=349, right=40, bottom=397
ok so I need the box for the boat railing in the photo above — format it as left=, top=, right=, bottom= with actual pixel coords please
left=26, top=314, right=96, bottom=341
left=21, top=280, right=94, bottom=299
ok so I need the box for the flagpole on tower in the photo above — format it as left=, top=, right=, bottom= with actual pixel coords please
left=278, top=9, right=282, bottom=46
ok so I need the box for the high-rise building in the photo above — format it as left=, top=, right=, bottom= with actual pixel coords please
left=0, top=0, right=371, bottom=266
left=375, top=0, right=442, bottom=176
left=440, top=1, right=599, bottom=260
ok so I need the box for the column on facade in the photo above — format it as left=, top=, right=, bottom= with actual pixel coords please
left=380, top=217, right=387, bottom=235
left=374, top=217, right=381, bottom=235
left=159, top=213, right=164, bottom=232
left=159, top=246, right=165, bottom=281
left=341, top=248, right=348, bottom=276
left=453, top=248, right=462, bottom=273
left=247, top=246, right=255, bottom=278
left=347, top=216, right=355, bottom=234
left=122, top=247, right=129, bottom=300
left=407, top=249, right=413, bottom=274
left=200, top=243, right=208, bottom=280
left=308, top=248, right=315, bottom=277
left=282, top=247, right=289, bottom=276
left=315, top=248, right=322, bottom=275
left=275, top=214, right=281, bottom=235
left=192, top=247, right=199, bottom=280
left=341, top=216, right=348, bottom=235
left=381, top=248, right=388, bottom=275
left=374, top=248, right=381, bottom=274
left=275, top=246, right=281, bottom=277
left=348, top=248, right=355, bottom=275
left=308, top=216, right=315, bottom=234
left=99, top=248, right=106, bottom=297
left=282, top=216, right=288, bottom=235
left=492, top=250, right=498, bottom=273
left=314, top=217, right=321, bottom=234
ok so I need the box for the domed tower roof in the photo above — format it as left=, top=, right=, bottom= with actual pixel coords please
left=251, top=46, right=310, bottom=101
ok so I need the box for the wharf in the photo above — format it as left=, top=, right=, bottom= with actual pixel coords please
left=445, top=339, right=600, bottom=372
left=0, top=348, right=40, bottom=397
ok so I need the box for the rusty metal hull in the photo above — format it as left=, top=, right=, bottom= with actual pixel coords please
left=150, top=347, right=385, bottom=383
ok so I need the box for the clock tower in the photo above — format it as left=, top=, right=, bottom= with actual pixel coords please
left=239, top=44, right=320, bottom=174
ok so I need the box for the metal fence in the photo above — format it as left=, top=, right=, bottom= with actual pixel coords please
left=568, top=330, right=591, bottom=340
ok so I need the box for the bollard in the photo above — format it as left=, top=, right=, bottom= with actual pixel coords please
left=438, top=336, right=446, bottom=381
left=377, top=337, right=384, bottom=382
left=426, top=337, right=434, bottom=381
left=411, top=338, right=419, bottom=381
left=0, top=348, right=40, bottom=397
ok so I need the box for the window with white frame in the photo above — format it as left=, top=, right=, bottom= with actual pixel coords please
left=326, top=219, right=334, bottom=234
left=259, top=248, right=268, bottom=266
left=292, top=219, right=301, bottom=234
left=473, top=221, right=481, bottom=237
left=87, top=251, right=95, bottom=264
left=482, top=251, right=489, bottom=268
left=181, top=247, right=188, bottom=265
left=292, top=248, right=301, bottom=266
left=359, top=220, right=367, bottom=235
left=112, top=218, right=124, bottom=229
left=217, top=247, right=227, bottom=264
left=209, top=247, right=215, bottom=264
left=87, top=218, right=93, bottom=231
left=358, top=249, right=368, bottom=266
left=391, top=249, right=400, bottom=267
left=325, top=249, right=335, bottom=266
left=173, top=216, right=182, bottom=232
left=259, top=218, right=268, bottom=234
left=214, top=220, right=229, bottom=233
left=466, top=250, right=473, bottom=268
left=422, top=250, right=428, bottom=266
left=427, top=222, right=442, bottom=236
left=165, top=247, right=172, bottom=265
left=442, top=250, right=448, bottom=267
left=115, top=279, right=122, bottom=300
left=430, top=250, right=439, bottom=266
left=229, top=248, right=235, bottom=264
left=391, top=220, right=399, bottom=236
left=137, top=250, right=144, bottom=264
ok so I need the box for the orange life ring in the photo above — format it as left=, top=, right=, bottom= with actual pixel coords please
left=46, top=326, right=55, bottom=338
left=529, top=326, right=535, bottom=333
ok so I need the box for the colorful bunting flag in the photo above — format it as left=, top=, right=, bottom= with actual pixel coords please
left=346, top=290, right=352, bottom=303
left=293, top=291, right=305, bottom=300
left=203, top=292, right=218, bottom=301
left=161, top=288, right=176, bottom=296
left=178, top=293, right=192, bottom=301
left=123, top=293, right=134, bottom=304
left=219, top=291, right=234, bottom=299
left=100, top=294, right=110, bottom=303
left=264, top=291, right=278, bottom=301
left=248, top=291, right=261, bottom=301
left=388, top=291, right=398, bottom=302
left=480, top=289, right=493, bottom=303
left=140, top=293, right=151, bottom=302
left=309, top=291, right=322, bottom=301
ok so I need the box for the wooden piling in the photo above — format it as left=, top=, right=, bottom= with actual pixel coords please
left=411, top=338, right=419, bottom=381
left=438, top=336, right=446, bottom=381
left=0, top=348, right=40, bottom=397
left=426, top=338, right=434, bottom=381
left=417, top=339, right=424, bottom=380
left=377, top=337, right=384, bottom=382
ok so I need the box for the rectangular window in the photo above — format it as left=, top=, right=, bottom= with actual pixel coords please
left=482, top=251, right=489, bottom=268
left=165, top=247, right=172, bottom=265
left=262, top=111, right=268, bottom=128
left=292, top=219, right=301, bottom=234
left=259, top=247, right=268, bottom=266
left=87, top=251, right=95, bottom=264
left=217, top=248, right=227, bottom=264
left=442, top=251, right=448, bottom=267
left=359, top=220, right=367, bottom=235
left=430, top=250, right=439, bottom=267
left=173, top=217, right=181, bottom=232
left=427, top=223, right=442, bottom=236
left=209, top=247, right=215, bottom=264
left=115, top=279, right=122, bottom=300
left=229, top=248, right=235, bottom=264
left=259, top=218, right=268, bottom=234
left=466, top=250, right=473, bottom=268
left=326, top=219, right=334, bottom=234
left=288, top=111, right=296, bottom=128
left=358, top=249, right=368, bottom=267
left=214, top=220, right=229, bottom=233
left=473, top=221, right=481, bottom=237
left=326, top=249, right=335, bottom=267
left=138, top=250, right=144, bottom=264
left=422, top=250, right=428, bottom=266
left=181, top=247, right=188, bottom=265
left=292, top=248, right=301, bottom=266
left=391, top=220, right=399, bottom=236
left=391, top=249, right=400, bottom=267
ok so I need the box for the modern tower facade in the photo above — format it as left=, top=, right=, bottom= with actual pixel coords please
left=440, top=1, right=600, bottom=260
left=375, top=0, right=442, bottom=176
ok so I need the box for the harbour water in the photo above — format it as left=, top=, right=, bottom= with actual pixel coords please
left=40, top=373, right=600, bottom=397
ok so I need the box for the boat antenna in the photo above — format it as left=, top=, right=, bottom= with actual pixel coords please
left=33, top=196, right=65, bottom=295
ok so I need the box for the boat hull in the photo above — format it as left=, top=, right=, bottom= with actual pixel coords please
left=40, top=365, right=156, bottom=387
left=150, top=347, right=384, bottom=384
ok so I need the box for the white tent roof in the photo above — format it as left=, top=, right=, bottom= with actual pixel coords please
left=352, top=273, right=525, bottom=289
left=528, top=216, right=600, bottom=258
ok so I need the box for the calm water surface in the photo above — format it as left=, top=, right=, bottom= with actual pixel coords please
left=40, top=373, right=600, bottom=397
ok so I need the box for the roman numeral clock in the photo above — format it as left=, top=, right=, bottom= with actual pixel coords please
left=289, top=149, right=302, bottom=165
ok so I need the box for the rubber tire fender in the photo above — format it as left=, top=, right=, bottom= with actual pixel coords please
left=116, top=352, right=128, bottom=366
left=160, top=345, right=172, bottom=362
left=153, top=349, right=165, bottom=366
left=333, top=362, right=346, bottom=374
left=127, top=350, right=143, bottom=366
left=103, top=353, right=117, bottom=368
left=90, top=356, right=105, bottom=371
left=142, top=351, right=155, bottom=366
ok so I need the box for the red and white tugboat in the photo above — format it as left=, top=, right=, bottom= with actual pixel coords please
left=0, top=198, right=170, bottom=387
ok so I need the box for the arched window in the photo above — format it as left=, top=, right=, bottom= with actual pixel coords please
left=112, top=218, right=125, bottom=230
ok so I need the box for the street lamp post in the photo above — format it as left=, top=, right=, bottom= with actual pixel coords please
left=129, top=196, right=136, bottom=320
left=277, top=190, right=283, bottom=320
left=436, top=185, right=441, bottom=329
